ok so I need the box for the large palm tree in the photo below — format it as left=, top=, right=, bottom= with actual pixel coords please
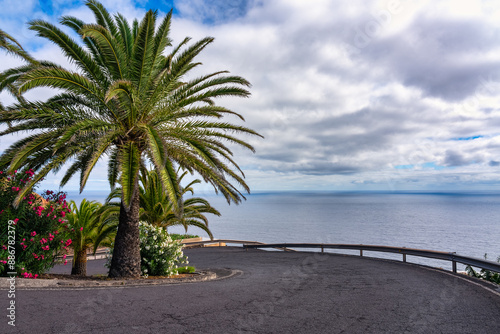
left=67, top=199, right=117, bottom=276
left=106, top=168, right=220, bottom=239
left=0, top=0, right=261, bottom=277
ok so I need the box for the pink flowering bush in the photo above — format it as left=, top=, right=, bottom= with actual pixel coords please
left=0, top=169, right=72, bottom=277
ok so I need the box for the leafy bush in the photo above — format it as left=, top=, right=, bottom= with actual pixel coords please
left=106, top=222, right=188, bottom=277
left=466, top=254, right=500, bottom=285
left=0, top=169, right=72, bottom=278
left=139, top=222, right=188, bottom=277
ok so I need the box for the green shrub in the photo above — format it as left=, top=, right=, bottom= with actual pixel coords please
left=106, top=222, right=188, bottom=277
left=0, top=169, right=72, bottom=278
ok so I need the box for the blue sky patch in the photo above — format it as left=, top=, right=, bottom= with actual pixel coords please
left=394, top=164, right=414, bottom=169
left=422, top=162, right=446, bottom=170
left=451, top=135, right=483, bottom=141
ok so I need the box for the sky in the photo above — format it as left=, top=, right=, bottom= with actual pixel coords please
left=2, top=0, right=500, bottom=195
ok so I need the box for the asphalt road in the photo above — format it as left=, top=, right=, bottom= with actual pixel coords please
left=2, top=247, right=500, bottom=333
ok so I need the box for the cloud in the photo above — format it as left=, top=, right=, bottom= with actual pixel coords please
left=2, top=0, right=500, bottom=192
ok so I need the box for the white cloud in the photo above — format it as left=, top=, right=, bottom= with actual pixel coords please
left=2, top=0, right=500, bottom=192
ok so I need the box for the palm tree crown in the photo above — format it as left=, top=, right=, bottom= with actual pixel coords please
left=0, top=0, right=260, bottom=207
left=106, top=168, right=219, bottom=239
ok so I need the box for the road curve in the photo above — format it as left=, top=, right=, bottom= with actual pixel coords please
left=2, top=247, right=500, bottom=333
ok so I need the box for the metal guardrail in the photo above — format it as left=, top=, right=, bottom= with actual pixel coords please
left=181, top=239, right=297, bottom=252
left=243, top=243, right=500, bottom=274
left=182, top=239, right=500, bottom=274
left=59, top=240, right=499, bottom=274
left=182, top=239, right=265, bottom=247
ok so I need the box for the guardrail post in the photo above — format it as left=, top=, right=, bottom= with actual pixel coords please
left=403, top=253, right=406, bottom=263
left=360, top=249, right=363, bottom=257
left=452, top=261, right=457, bottom=273
left=321, top=246, right=324, bottom=253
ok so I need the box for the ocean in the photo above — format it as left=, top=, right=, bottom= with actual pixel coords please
left=67, top=191, right=500, bottom=271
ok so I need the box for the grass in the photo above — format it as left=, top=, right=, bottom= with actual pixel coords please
left=177, top=266, right=196, bottom=274
left=170, top=234, right=200, bottom=240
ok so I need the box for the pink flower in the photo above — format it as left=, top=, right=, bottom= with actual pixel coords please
left=80, top=227, right=84, bottom=231
left=31, top=231, right=36, bottom=237
left=64, top=260, right=68, bottom=265
left=63, top=254, right=67, bottom=259
left=13, top=218, right=19, bottom=223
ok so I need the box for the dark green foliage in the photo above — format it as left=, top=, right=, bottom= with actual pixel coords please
left=170, top=234, right=199, bottom=240
left=465, top=254, right=500, bottom=285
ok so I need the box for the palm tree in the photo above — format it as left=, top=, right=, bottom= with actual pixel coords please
left=0, top=1, right=260, bottom=277
left=67, top=199, right=117, bottom=276
left=106, top=168, right=220, bottom=239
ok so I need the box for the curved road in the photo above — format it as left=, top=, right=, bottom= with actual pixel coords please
left=3, top=247, right=500, bottom=333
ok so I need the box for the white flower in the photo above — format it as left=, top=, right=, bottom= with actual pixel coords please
left=145, top=245, right=150, bottom=250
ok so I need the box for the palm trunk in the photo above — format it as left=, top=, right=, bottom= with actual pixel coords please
left=71, top=248, right=88, bottom=276
left=108, top=185, right=142, bottom=278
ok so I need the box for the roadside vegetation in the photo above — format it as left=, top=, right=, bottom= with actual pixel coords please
left=0, top=0, right=257, bottom=278
left=466, top=254, right=500, bottom=285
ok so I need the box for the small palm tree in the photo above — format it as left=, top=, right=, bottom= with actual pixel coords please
left=67, top=199, right=117, bottom=276
left=106, top=168, right=219, bottom=239
left=0, top=1, right=260, bottom=277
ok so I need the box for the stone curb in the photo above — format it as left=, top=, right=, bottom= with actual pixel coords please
left=0, top=268, right=240, bottom=290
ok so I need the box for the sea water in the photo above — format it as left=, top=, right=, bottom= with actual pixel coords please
left=68, top=191, right=500, bottom=271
